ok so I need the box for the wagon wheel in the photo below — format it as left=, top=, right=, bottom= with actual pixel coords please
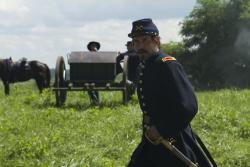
left=55, top=56, right=67, bottom=106
left=122, top=55, right=129, bottom=104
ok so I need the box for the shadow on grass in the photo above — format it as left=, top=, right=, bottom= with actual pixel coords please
left=33, top=97, right=138, bottom=111
left=33, top=101, right=91, bottom=111
left=31, top=90, right=139, bottom=111
left=98, top=95, right=138, bottom=109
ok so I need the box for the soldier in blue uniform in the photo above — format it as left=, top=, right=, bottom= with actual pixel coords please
left=116, top=41, right=136, bottom=75
left=127, top=18, right=217, bottom=167
left=116, top=41, right=140, bottom=99
left=87, top=41, right=100, bottom=105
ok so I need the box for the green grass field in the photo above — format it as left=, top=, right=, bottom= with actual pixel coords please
left=0, top=81, right=249, bottom=167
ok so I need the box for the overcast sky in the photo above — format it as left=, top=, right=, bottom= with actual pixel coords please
left=0, top=0, right=196, bottom=68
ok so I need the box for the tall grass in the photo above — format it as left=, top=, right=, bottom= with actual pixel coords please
left=0, top=81, right=249, bottom=167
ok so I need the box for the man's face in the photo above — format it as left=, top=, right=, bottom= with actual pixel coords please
left=126, top=43, right=133, bottom=51
left=132, top=35, right=160, bottom=61
left=90, top=44, right=98, bottom=52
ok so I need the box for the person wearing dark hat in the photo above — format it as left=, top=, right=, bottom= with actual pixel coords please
left=116, top=41, right=140, bottom=99
left=87, top=41, right=101, bottom=52
left=125, top=41, right=133, bottom=51
left=87, top=41, right=101, bottom=105
left=116, top=41, right=135, bottom=74
left=127, top=18, right=217, bottom=167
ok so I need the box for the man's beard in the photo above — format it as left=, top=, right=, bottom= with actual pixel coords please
left=136, top=49, right=149, bottom=61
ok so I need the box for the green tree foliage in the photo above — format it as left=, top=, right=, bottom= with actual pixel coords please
left=180, top=0, right=250, bottom=89
left=161, top=42, right=186, bottom=60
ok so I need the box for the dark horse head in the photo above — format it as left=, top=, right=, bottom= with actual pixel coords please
left=0, top=57, right=50, bottom=95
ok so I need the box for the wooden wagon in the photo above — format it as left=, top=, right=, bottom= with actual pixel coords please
left=53, top=51, right=130, bottom=106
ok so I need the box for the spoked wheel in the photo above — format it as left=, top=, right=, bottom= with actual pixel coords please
left=55, top=56, right=67, bottom=106
left=122, top=55, right=129, bottom=104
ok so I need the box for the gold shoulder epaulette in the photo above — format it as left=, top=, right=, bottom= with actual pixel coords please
left=161, top=56, right=176, bottom=62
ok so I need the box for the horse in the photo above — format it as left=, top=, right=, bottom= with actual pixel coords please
left=0, top=57, right=51, bottom=95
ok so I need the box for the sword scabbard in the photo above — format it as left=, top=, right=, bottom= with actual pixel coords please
left=159, top=138, right=199, bottom=167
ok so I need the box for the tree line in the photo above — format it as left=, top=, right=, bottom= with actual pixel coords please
left=162, top=0, right=250, bottom=89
